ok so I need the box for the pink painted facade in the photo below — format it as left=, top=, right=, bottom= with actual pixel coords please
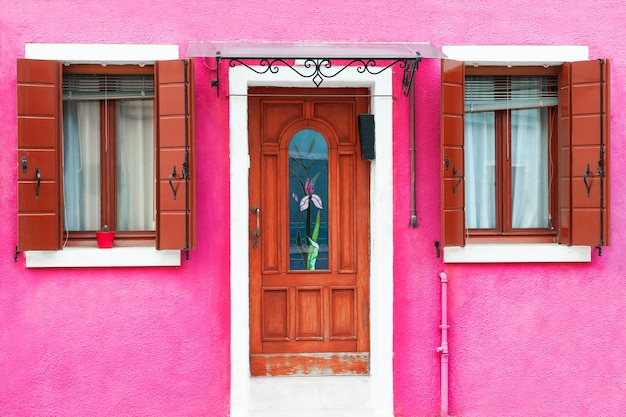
left=2, top=1, right=625, bottom=416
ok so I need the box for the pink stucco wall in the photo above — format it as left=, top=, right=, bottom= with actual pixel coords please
left=1, top=1, right=625, bottom=416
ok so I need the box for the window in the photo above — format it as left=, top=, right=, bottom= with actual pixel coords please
left=441, top=59, right=610, bottom=249
left=17, top=58, right=196, bottom=251
left=464, top=70, right=558, bottom=240
left=62, top=67, right=156, bottom=240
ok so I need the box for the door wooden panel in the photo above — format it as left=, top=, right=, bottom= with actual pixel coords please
left=262, top=102, right=305, bottom=141
left=261, top=150, right=280, bottom=273
left=296, top=288, right=323, bottom=340
left=262, top=289, right=289, bottom=341
left=313, top=102, right=358, bottom=144
left=330, top=288, right=356, bottom=339
left=249, top=87, right=370, bottom=376
left=338, top=152, right=357, bottom=271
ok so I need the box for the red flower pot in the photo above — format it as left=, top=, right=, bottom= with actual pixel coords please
left=96, top=231, right=115, bottom=248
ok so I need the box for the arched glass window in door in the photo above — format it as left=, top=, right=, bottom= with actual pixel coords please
left=289, top=129, right=329, bottom=270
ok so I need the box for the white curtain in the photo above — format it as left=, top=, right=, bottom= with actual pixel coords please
left=464, top=109, right=549, bottom=229
left=63, top=101, right=101, bottom=231
left=511, top=108, right=549, bottom=228
left=465, top=112, right=496, bottom=229
left=116, top=100, right=155, bottom=231
left=62, top=99, right=154, bottom=232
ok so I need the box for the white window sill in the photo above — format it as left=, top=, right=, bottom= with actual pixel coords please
left=24, top=247, right=181, bottom=268
left=443, top=244, right=591, bottom=263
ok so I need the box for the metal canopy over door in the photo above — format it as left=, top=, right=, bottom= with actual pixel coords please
left=248, top=87, right=370, bottom=376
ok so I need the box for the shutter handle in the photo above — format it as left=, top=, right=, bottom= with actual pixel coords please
left=452, top=165, right=463, bottom=197
left=22, top=156, right=28, bottom=173
left=35, top=167, right=41, bottom=200
left=169, top=165, right=177, bottom=200
left=583, top=164, right=592, bottom=198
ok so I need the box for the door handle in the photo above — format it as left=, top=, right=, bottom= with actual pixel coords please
left=251, top=205, right=260, bottom=248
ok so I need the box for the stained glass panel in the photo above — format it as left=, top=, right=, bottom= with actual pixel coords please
left=289, top=129, right=329, bottom=270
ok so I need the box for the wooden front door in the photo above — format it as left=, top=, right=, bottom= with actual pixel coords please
left=248, top=87, right=370, bottom=376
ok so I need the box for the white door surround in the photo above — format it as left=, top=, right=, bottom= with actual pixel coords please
left=229, top=65, right=394, bottom=417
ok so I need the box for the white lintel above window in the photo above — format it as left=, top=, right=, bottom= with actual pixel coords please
left=442, top=45, right=589, bottom=67
left=25, top=43, right=179, bottom=64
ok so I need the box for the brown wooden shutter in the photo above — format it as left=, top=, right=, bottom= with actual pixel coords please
left=559, top=59, right=610, bottom=247
left=155, top=59, right=196, bottom=250
left=441, top=59, right=466, bottom=247
left=17, top=59, right=62, bottom=251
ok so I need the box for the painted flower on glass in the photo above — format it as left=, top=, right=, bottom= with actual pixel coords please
left=300, top=178, right=323, bottom=212
left=292, top=173, right=324, bottom=270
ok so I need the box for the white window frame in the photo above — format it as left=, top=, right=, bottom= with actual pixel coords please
left=23, top=43, right=181, bottom=268
left=442, top=45, right=591, bottom=264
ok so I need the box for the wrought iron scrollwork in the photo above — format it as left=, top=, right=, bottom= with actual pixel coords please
left=215, top=53, right=421, bottom=96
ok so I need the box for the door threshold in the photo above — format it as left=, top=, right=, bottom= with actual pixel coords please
left=247, top=375, right=392, bottom=417
left=248, top=411, right=390, bottom=417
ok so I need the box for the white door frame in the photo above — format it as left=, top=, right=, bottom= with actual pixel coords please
left=229, top=65, right=394, bottom=417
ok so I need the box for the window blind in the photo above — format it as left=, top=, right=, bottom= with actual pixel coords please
left=465, top=75, right=558, bottom=113
left=63, top=74, right=155, bottom=100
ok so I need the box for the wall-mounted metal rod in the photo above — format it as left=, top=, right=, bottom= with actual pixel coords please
left=597, top=59, right=605, bottom=256
left=183, top=59, right=191, bottom=259
left=409, top=76, right=418, bottom=227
